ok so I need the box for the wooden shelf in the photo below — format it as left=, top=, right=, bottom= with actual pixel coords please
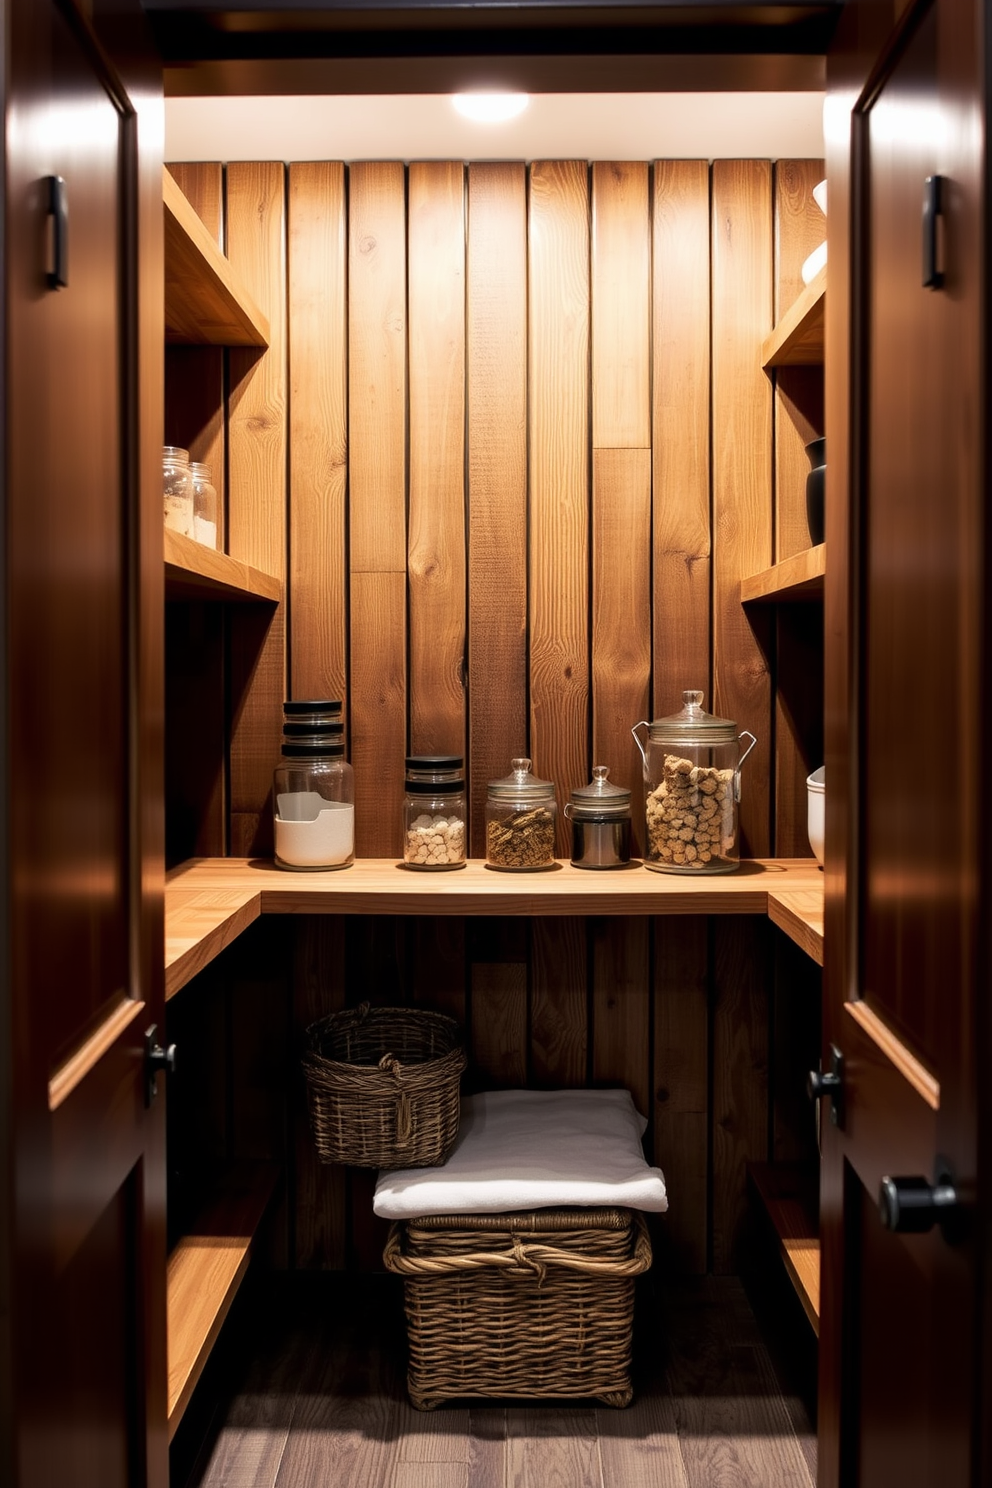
left=741, top=544, right=825, bottom=604
left=761, top=264, right=826, bottom=368
left=164, top=528, right=282, bottom=604
left=748, top=1162, right=820, bottom=1335
left=166, top=1162, right=279, bottom=1441
left=165, top=857, right=824, bottom=999
left=164, top=168, right=269, bottom=348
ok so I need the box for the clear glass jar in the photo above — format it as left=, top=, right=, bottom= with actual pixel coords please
left=189, top=461, right=218, bottom=549
left=403, top=755, right=467, bottom=870
left=564, top=765, right=632, bottom=869
left=273, top=706, right=354, bottom=870
left=163, top=445, right=192, bottom=535
left=485, top=757, right=558, bottom=871
left=632, top=690, right=756, bottom=874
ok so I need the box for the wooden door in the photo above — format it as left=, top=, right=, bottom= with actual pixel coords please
left=2, top=0, right=167, bottom=1484
left=821, top=0, right=985, bottom=1482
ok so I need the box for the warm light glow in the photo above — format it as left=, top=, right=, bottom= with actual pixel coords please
left=452, top=92, right=530, bottom=124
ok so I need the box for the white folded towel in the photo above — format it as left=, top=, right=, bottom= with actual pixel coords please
left=373, top=1087, right=668, bottom=1219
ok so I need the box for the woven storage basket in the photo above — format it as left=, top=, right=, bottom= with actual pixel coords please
left=383, top=1207, right=652, bottom=1409
left=302, top=1003, right=465, bottom=1168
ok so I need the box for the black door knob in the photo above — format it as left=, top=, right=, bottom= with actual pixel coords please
left=807, top=1043, right=844, bottom=1127
left=879, top=1174, right=959, bottom=1235
left=144, top=1023, right=177, bottom=1106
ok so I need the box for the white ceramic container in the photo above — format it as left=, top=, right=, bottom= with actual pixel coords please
left=807, top=766, right=825, bottom=866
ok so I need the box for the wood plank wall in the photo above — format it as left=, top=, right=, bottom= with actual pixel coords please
left=164, top=157, right=825, bottom=1278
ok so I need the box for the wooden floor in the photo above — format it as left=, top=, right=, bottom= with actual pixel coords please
left=176, top=1270, right=816, bottom=1488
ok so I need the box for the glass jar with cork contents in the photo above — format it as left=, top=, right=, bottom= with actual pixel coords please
left=403, top=756, right=467, bottom=869
left=485, top=758, right=558, bottom=871
left=632, top=691, right=756, bottom=874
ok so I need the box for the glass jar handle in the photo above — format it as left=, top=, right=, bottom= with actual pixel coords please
left=631, top=721, right=650, bottom=769
left=735, top=730, right=757, bottom=803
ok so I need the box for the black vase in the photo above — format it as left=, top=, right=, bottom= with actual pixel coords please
left=805, top=436, right=826, bottom=547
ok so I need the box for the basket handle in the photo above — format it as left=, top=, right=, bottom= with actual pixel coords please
left=383, top=1214, right=652, bottom=1282
left=378, top=1052, right=413, bottom=1147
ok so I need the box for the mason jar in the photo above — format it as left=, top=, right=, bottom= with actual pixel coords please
left=403, top=755, right=467, bottom=870
left=564, top=765, right=632, bottom=869
left=273, top=706, right=354, bottom=870
left=485, top=757, right=557, bottom=871
left=190, top=460, right=218, bottom=549
left=163, top=446, right=192, bottom=535
left=632, top=690, right=756, bottom=874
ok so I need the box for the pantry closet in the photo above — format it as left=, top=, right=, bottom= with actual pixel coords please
left=2, top=0, right=988, bottom=1484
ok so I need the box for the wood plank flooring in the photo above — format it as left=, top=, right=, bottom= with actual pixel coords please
left=176, top=1270, right=815, bottom=1488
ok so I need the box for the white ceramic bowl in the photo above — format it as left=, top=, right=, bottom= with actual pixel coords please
left=807, top=766, right=825, bottom=867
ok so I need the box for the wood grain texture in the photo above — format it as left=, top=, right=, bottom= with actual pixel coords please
left=711, top=917, right=770, bottom=1273
left=592, top=448, right=652, bottom=848
left=164, top=528, right=281, bottom=603
left=467, top=163, right=528, bottom=857
left=652, top=161, right=711, bottom=720
left=292, top=917, right=347, bottom=1269
left=505, top=1407, right=603, bottom=1488
left=711, top=160, right=774, bottom=858
left=288, top=162, right=347, bottom=703
left=761, top=265, right=826, bottom=368
left=528, top=160, right=590, bottom=856
left=165, top=602, right=226, bottom=865
left=349, top=161, right=407, bottom=574
left=164, top=167, right=269, bottom=347
left=226, top=163, right=288, bottom=857
left=166, top=161, right=223, bottom=247
left=591, top=161, right=650, bottom=448
left=530, top=917, right=588, bottom=1087
left=774, top=604, right=825, bottom=858
left=350, top=571, right=406, bottom=859
left=408, top=162, right=467, bottom=759
left=591, top=917, right=650, bottom=1120
left=410, top=917, right=467, bottom=1027
left=740, top=544, right=825, bottom=603
left=469, top=962, right=528, bottom=1089
left=653, top=916, right=709, bottom=1275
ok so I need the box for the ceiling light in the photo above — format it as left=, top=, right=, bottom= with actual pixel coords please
left=452, top=93, right=530, bottom=124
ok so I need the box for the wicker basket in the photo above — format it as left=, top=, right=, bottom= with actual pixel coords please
left=383, top=1207, right=652, bottom=1409
left=302, top=1003, right=466, bottom=1168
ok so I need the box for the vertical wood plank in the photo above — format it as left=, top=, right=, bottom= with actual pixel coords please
left=349, top=160, right=407, bottom=574
left=226, top=162, right=288, bottom=855
left=528, top=159, right=590, bottom=853
left=591, top=917, right=651, bottom=1119
left=591, top=161, right=650, bottom=448
left=652, top=160, right=711, bottom=720
left=469, top=963, right=528, bottom=1090
left=467, top=163, right=528, bottom=857
left=408, top=161, right=467, bottom=758
left=775, top=605, right=825, bottom=857
left=293, top=917, right=347, bottom=1269
left=711, top=160, right=774, bottom=858
left=349, top=163, right=408, bottom=857
left=712, top=917, right=770, bottom=1273
left=771, top=930, right=821, bottom=1168
left=288, top=162, right=348, bottom=703
left=531, top=917, right=587, bottom=1088
left=653, top=916, right=709, bottom=1275
left=166, top=161, right=223, bottom=245
left=410, top=918, right=467, bottom=1028
left=165, top=602, right=225, bottom=862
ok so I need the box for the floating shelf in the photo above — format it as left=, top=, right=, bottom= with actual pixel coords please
left=164, top=528, right=282, bottom=604
left=748, top=1162, right=820, bottom=1335
left=166, top=1162, right=279, bottom=1440
left=761, top=264, right=826, bottom=368
left=165, top=857, right=824, bottom=999
left=741, top=544, right=825, bottom=604
left=164, top=168, right=270, bottom=348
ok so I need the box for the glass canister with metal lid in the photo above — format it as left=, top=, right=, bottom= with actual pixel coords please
left=632, top=691, right=756, bottom=874
left=485, top=757, right=558, bottom=871
left=564, top=766, right=632, bottom=869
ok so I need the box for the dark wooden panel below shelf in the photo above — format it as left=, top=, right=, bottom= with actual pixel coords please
left=748, top=1160, right=820, bottom=1334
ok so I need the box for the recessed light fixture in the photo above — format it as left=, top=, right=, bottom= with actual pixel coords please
left=452, top=92, right=530, bottom=124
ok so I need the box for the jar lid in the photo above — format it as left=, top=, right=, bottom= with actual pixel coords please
left=406, top=778, right=466, bottom=794
left=405, top=755, right=464, bottom=771
left=282, top=721, right=343, bottom=738
left=284, top=699, right=342, bottom=715
left=648, top=690, right=737, bottom=745
left=487, top=757, right=556, bottom=801
left=281, top=742, right=345, bottom=757
left=569, top=765, right=631, bottom=818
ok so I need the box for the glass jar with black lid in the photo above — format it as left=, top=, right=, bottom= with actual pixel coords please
left=273, top=701, right=354, bottom=870
left=402, top=756, right=466, bottom=869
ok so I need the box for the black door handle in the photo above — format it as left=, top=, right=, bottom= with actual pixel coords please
left=922, top=174, right=944, bottom=289
left=807, top=1043, right=844, bottom=1128
left=46, top=175, right=68, bottom=289
left=879, top=1172, right=959, bottom=1237
left=144, top=1023, right=176, bottom=1106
